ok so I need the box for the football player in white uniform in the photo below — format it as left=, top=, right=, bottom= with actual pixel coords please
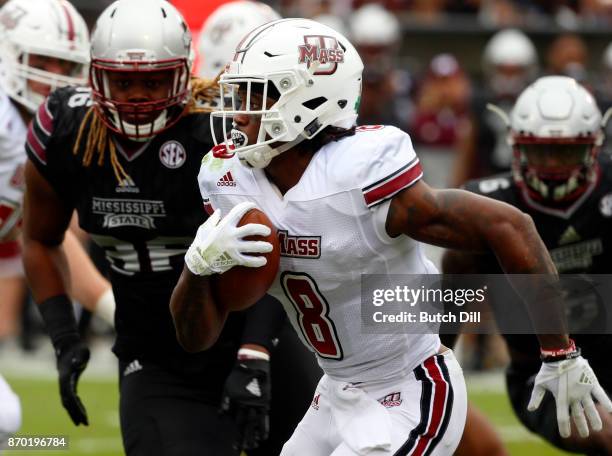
left=171, top=19, right=611, bottom=455
left=0, top=0, right=115, bottom=341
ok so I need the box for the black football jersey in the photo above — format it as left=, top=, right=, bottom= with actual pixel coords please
left=26, top=86, right=244, bottom=374
left=463, top=156, right=612, bottom=382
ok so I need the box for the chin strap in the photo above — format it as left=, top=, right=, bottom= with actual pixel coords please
left=241, top=134, right=306, bottom=169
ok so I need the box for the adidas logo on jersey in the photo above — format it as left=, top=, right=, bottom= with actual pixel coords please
left=559, top=226, right=581, bottom=245
left=123, top=359, right=143, bottom=377
left=115, top=176, right=140, bottom=193
left=217, top=171, right=236, bottom=187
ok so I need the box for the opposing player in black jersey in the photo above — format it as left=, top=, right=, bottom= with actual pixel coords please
left=444, top=75, right=612, bottom=454
left=21, top=1, right=320, bottom=454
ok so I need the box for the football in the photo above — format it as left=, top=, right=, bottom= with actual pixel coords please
left=211, top=208, right=280, bottom=311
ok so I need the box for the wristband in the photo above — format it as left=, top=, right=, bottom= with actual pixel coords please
left=237, top=348, right=270, bottom=361
left=540, top=339, right=581, bottom=363
left=38, top=294, right=79, bottom=354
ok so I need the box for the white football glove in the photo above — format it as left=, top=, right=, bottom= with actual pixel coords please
left=185, top=201, right=273, bottom=276
left=528, top=356, right=612, bottom=438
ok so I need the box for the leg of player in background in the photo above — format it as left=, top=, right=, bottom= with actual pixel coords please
left=438, top=334, right=509, bottom=456
left=454, top=404, right=509, bottom=456
left=0, top=237, right=26, bottom=341
left=63, top=227, right=115, bottom=327
left=0, top=374, right=21, bottom=446
left=0, top=274, right=26, bottom=339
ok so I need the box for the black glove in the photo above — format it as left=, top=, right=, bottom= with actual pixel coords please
left=38, top=295, right=90, bottom=426
left=220, top=359, right=271, bottom=451
left=56, top=338, right=90, bottom=426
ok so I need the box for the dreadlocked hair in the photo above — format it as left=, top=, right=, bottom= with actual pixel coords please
left=72, top=76, right=221, bottom=185
left=186, top=76, right=221, bottom=113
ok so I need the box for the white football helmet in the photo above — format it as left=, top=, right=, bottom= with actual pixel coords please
left=510, top=76, right=603, bottom=205
left=196, top=1, right=281, bottom=80
left=0, top=0, right=89, bottom=112
left=90, top=0, right=192, bottom=140
left=348, top=3, right=400, bottom=47
left=211, top=18, right=363, bottom=168
left=483, top=29, right=538, bottom=99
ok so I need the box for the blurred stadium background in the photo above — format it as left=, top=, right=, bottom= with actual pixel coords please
left=3, top=0, right=612, bottom=454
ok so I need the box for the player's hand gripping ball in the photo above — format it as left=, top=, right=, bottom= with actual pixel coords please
left=185, top=201, right=280, bottom=310
left=212, top=207, right=280, bottom=310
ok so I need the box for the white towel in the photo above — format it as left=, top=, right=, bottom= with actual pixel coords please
left=328, top=379, right=392, bottom=455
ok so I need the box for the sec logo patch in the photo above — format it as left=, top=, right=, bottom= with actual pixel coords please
left=159, top=141, right=186, bottom=169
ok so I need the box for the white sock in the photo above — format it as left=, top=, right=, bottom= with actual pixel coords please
left=94, top=288, right=115, bottom=327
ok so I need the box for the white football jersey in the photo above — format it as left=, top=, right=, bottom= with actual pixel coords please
left=0, top=90, right=27, bottom=238
left=198, top=126, right=440, bottom=383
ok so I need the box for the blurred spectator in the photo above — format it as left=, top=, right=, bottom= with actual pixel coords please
left=408, top=0, right=448, bottom=23
left=445, top=0, right=481, bottom=14
left=478, top=0, right=523, bottom=27
left=353, top=0, right=410, bottom=12
left=280, top=0, right=351, bottom=17
left=599, top=42, right=612, bottom=99
left=546, top=33, right=589, bottom=85
left=483, top=29, right=538, bottom=101
left=579, top=0, right=612, bottom=26
left=452, top=29, right=538, bottom=186
left=410, top=53, right=473, bottom=188
left=349, top=3, right=413, bottom=127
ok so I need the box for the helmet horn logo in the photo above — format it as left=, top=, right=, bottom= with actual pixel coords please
left=298, top=35, right=344, bottom=75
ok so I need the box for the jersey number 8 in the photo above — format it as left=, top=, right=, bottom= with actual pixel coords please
left=281, top=272, right=343, bottom=360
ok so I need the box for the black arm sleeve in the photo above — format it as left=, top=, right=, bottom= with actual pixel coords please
left=240, top=294, right=287, bottom=352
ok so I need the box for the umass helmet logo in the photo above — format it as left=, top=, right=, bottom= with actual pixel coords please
left=298, top=35, right=344, bottom=75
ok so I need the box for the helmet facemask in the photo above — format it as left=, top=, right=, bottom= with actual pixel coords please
left=212, top=67, right=360, bottom=168
left=9, top=51, right=87, bottom=111
left=512, top=137, right=600, bottom=206
left=90, top=58, right=191, bottom=141
left=212, top=68, right=319, bottom=168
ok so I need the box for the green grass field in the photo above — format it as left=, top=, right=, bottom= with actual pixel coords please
left=468, top=389, right=572, bottom=456
left=4, top=374, right=122, bottom=456
left=2, top=371, right=575, bottom=456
